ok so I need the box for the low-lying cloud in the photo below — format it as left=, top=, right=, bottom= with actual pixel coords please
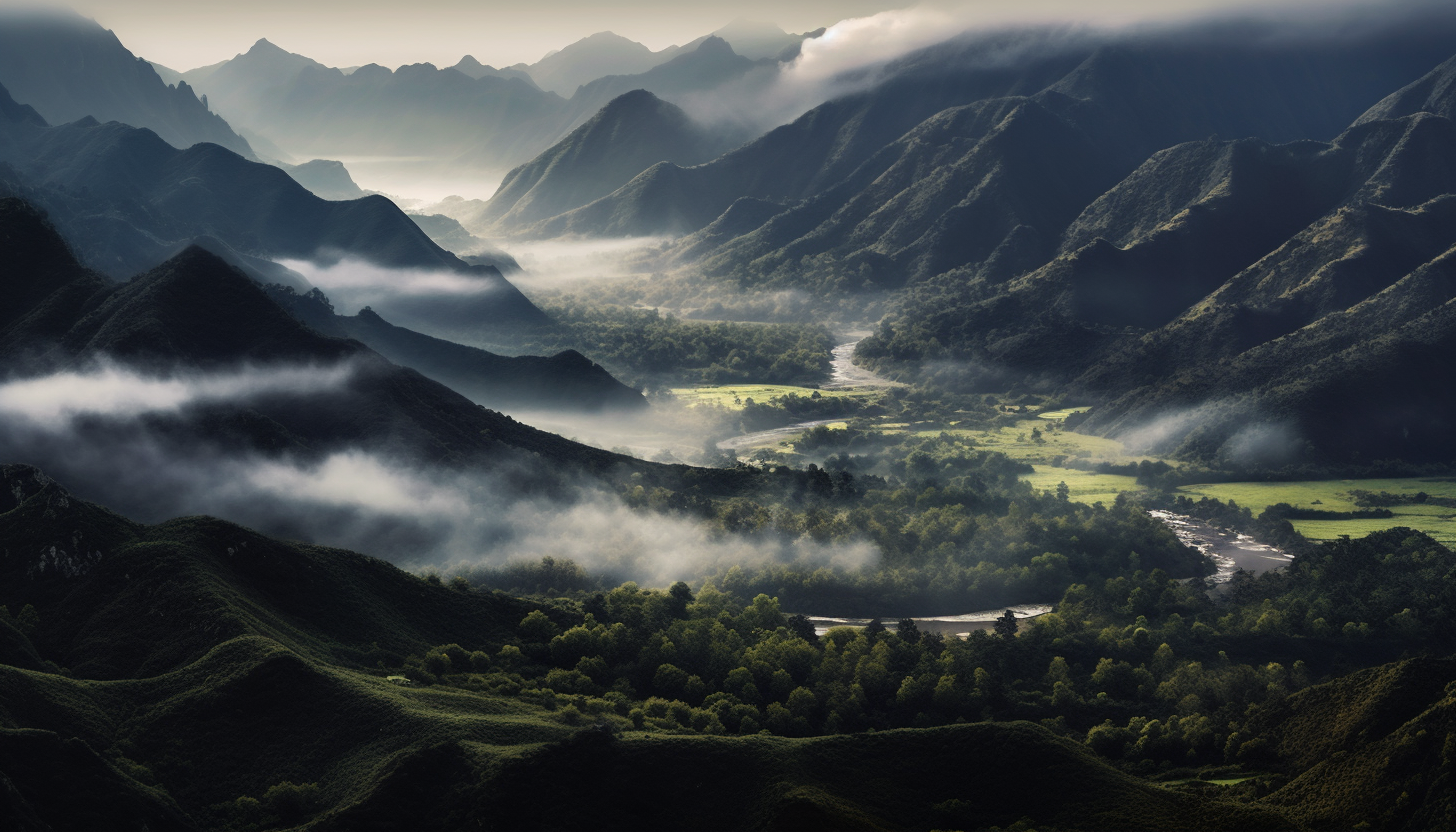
left=0, top=362, right=880, bottom=587
left=0, top=361, right=357, bottom=423
left=279, top=256, right=505, bottom=300
left=680, top=0, right=1419, bottom=133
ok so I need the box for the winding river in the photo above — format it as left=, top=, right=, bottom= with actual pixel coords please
left=1148, top=509, right=1295, bottom=585
left=716, top=332, right=892, bottom=452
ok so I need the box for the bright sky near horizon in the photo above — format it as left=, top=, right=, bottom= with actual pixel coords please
left=34, top=0, right=1384, bottom=72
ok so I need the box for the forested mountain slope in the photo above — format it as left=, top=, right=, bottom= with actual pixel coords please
left=525, top=18, right=1456, bottom=244
left=860, top=62, right=1456, bottom=464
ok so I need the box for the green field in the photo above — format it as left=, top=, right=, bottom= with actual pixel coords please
left=874, top=420, right=1135, bottom=467
left=1174, top=478, right=1456, bottom=544
left=695, top=386, right=1456, bottom=544
left=1038, top=406, right=1093, bottom=421
left=670, top=384, right=873, bottom=411
left=1022, top=466, right=1141, bottom=506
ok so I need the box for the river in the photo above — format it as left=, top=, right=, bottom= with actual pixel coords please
left=1148, top=509, right=1295, bottom=586
left=716, top=332, right=893, bottom=452
left=801, top=604, right=1054, bottom=638
left=823, top=330, right=896, bottom=390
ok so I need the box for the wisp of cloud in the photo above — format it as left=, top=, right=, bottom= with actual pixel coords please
left=0, top=361, right=357, bottom=423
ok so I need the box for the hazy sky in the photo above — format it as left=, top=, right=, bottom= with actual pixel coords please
left=48, top=0, right=1376, bottom=72
left=60, top=0, right=900, bottom=70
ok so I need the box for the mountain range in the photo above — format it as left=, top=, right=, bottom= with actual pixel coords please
left=0, top=9, right=254, bottom=159
left=464, top=89, right=734, bottom=233
left=0, top=80, right=542, bottom=334
left=853, top=41, right=1456, bottom=465
left=171, top=32, right=784, bottom=173
left=0, top=199, right=640, bottom=479
left=462, top=11, right=1456, bottom=466
left=266, top=285, right=645, bottom=412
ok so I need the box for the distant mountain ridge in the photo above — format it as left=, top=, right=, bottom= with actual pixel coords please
left=469, top=90, right=732, bottom=233
left=180, top=34, right=773, bottom=173
left=266, top=286, right=646, bottom=412
left=0, top=80, right=545, bottom=331
left=0, top=198, right=640, bottom=473
left=0, top=9, right=254, bottom=158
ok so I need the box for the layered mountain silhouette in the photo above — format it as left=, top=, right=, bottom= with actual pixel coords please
left=266, top=285, right=645, bottom=412
left=509, top=31, right=665, bottom=96
left=181, top=35, right=767, bottom=172
left=533, top=20, right=1456, bottom=246
left=504, top=23, right=818, bottom=96
left=274, top=157, right=368, bottom=200
left=0, top=9, right=254, bottom=159
left=183, top=40, right=565, bottom=168
left=0, top=83, right=544, bottom=330
left=0, top=199, right=646, bottom=482
left=450, top=55, right=537, bottom=86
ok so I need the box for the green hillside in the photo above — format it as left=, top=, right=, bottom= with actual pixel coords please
left=0, top=467, right=1299, bottom=831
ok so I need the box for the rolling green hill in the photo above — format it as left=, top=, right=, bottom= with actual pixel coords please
left=0, top=467, right=1300, bottom=832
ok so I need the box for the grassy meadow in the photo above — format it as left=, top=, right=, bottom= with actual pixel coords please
left=675, top=383, right=1456, bottom=542
left=1177, top=478, right=1456, bottom=544
left=670, top=384, right=872, bottom=411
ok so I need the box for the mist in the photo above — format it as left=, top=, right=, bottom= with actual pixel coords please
left=0, top=361, right=358, bottom=422
left=0, top=362, right=879, bottom=587
left=679, top=0, right=1426, bottom=133
left=1113, top=398, right=1308, bottom=467
left=503, top=237, right=670, bottom=293
left=328, top=156, right=507, bottom=205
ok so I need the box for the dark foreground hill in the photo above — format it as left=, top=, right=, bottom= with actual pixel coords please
left=0, top=465, right=1298, bottom=832
left=1244, top=656, right=1456, bottom=832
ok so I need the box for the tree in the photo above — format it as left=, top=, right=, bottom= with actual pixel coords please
left=519, top=610, right=560, bottom=642
left=786, top=614, right=819, bottom=644
left=668, top=581, right=693, bottom=618
left=15, top=604, right=39, bottom=637
left=896, top=618, right=921, bottom=642
left=993, top=610, right=1019, bottom=639
left=863, top=618, right=887, bottom=641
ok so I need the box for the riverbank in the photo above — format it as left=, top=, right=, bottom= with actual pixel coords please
left=802, top=604, right=1054, bottom=638
left=1148, top=509, right=1294, bottom=585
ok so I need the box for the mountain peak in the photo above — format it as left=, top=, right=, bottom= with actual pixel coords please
left=697, top=35, right=734, bottom=55
left=246, top=38, right=287, bottom=57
